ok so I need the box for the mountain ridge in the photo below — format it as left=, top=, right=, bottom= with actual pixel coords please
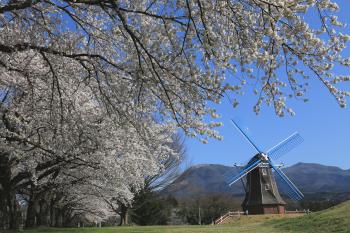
left=162, top=162, right=350, bottom=199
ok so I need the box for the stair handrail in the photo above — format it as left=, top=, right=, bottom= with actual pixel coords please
left=214, top=211, right=244, bottom=224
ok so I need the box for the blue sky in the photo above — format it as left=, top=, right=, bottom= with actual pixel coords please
left=185, top=1, right=350, bottom=170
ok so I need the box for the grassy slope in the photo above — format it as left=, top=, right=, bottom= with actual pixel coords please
left=267, top=200, right=350, bottom=233
left=17, top=200, right=350, bottom=233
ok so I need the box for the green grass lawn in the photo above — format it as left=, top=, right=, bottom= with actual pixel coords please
left=16, top=200, right=350, bottom=233
left=19, top=224, right=280, bottom=233
left=269, top=200, right=350, bottom=233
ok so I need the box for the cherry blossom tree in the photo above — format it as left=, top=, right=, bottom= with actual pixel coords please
left=0, top=72, right=178, bottom=228
left=1, top=1, right=349, bottom=138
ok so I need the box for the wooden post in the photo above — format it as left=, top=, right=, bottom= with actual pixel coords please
left=198, top=206, right=201, bottom=225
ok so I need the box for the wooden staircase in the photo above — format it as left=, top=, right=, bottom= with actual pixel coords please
left=214, top=209, right=310, bottom=225
left=214, top=211, right=245, bottom=225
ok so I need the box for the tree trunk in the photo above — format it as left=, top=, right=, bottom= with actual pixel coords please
left=118, top=204, right=128, bottom=226
left=7, top=190, right=19, bottom=230
left=0, top=152, right=12, bottom=230
left=55, top=209, right=63, bottom=227
left=0, top=178, right=20, bottom=229
left=38, top=199, right=50, bottom=226
left=25, top=196, right=38, bottom=228
left=0, top=191, right=8, bottom=230
left=50, top=202, right=56, bottom=227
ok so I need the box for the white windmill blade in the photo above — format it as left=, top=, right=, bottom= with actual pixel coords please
left=269, top=160, right=304, bottom=201
left=230, top=119, right=263, bottom=153
left=266, top=132, right=303, bottom=160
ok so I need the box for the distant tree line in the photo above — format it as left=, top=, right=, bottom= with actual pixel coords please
left=177, top=193, right=240, bottom=225
left=127, top=192, right=240, bottom=226
left=282, top=192, right=350, bottom=212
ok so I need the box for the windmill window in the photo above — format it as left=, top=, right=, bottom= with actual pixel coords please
left=265, top=184, right=270, bottom=190
left=262, top=169, right=267, bottom=176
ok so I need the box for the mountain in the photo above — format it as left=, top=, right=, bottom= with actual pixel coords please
left=283, top=163, right=350, bottom=193
left=162, top=163, right=350, bottom=199
left=161, top=164, right=242, bottom=198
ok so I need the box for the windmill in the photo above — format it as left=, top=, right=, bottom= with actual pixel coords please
left=226, top=119, right=304, bottom=214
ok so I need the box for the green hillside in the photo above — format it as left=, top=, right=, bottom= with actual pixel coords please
left=267, top=200, right=350, bottom=232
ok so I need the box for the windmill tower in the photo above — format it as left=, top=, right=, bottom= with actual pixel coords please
left=241, top=154, right=286, bottom=214
left=226, top=120, right=304, bottom=214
